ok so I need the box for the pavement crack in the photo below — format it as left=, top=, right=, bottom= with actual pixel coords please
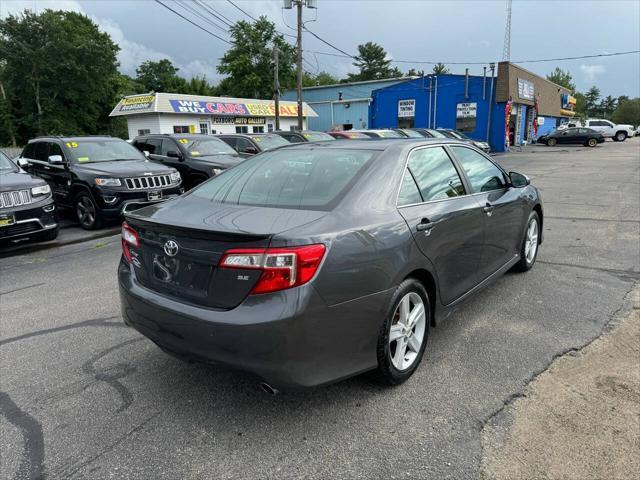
left=0, top=315, right=123, bottom=348
left=81, top=338, right=143, bottom=413
left=0, top=391, right=46, bottom=480
left=546, top=215, right=640, bottom=224
left=0, top=283, right=46, bottom=296
left=537, top=260, right=640, bottom=280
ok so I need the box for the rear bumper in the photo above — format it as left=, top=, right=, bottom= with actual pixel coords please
left=118, top=260, right=392, bottom=389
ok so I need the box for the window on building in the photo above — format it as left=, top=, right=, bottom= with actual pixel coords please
left=398, top=118, right=415, bottom=128
left=235, top=126, right=249, bottom=134
left=252, top=126, right=264, bottom=133
left=267, top=123, right=274, bottom=132
left=407, top=147, right=465, bottom=201
left=450, top=146, right=507, bottom=193
left=173, top=126, right=190, bottom=134
left=137, top=129, right=151, bottom=136
left=200, top=122, right=210, bottom=135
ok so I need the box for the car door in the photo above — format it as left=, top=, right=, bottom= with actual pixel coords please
left=145, top=138, right=164, bottom=164
left=236, top=137, right=257, bottom=157
left=160, top=138, right=189, bottom=179
left=46, top=142, right=73, bottom=205
left=556, top=128, right=574, bottom=144
left=397, top=145, right=485, bottom=305
left=449, top=145, right=526, bottom=280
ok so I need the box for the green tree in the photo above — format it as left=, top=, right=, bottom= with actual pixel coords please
left=598, top=95, right=617, bottom=118
left=546, top=67, right=576, bottom=93
left=612, top=97, right=640, bottom=126
left=347, top=42, right=402, bottom=82
left=431, top=63, right=450, bottom=75
left=0, top=9, right=120, bottom=143
left=302, top=71, right=339, bottom=87
left=217, top=16, right=295, bottom=98
left=584, top=86, right=601, bottom=117
left=406, top=68, right=421, bottom=77
left=136, top=59, right=188, bottom=93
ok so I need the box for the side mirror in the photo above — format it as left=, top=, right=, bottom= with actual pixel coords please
left=166, top=150, right=182, bottom=159
left=243, top=146, right=258, bottom=155
left=48, top=155, right=63, bottom=164
left=509, top=171, right=530, bottom=188
left=17, top=158, right=29, bottom=168
left=143, top=150, right=150, bottom=158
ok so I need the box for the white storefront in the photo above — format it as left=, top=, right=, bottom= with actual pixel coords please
left=109, top=92, right=317, bottom=139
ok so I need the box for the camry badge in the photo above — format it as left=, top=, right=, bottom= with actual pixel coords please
left=164, top=240, right=179, bottom=257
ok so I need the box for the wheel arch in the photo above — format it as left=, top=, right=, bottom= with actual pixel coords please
left=404, top=268, right=438, bottom=327
left=70, top=182, right=94, bottom=199
left=533, top=203, right=543, bottom=244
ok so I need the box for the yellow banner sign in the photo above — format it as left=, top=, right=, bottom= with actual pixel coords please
left=245, top=103, right=299, bottom=117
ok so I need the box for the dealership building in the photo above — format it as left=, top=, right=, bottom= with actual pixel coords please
left=368, top=62, right=576, bottom=152
left=110, top=92, right=317, bottom=139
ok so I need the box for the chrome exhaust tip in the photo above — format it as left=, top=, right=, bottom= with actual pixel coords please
left=259, top=382, right=279, bottom=396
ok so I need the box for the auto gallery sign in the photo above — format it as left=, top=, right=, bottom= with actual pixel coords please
left=169, top=100, right=300, bottom=117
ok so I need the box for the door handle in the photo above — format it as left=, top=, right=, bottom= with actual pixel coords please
left=44, top=166, right=51, bottom=170
left=416, top=218, right=435, bottom=235
left=483, top=203, right=494, bottom=216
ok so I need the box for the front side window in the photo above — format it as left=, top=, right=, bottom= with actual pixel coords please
left=191, top=148, right=374, bottom=210
left=406, top=147, right=465, bottom=202
left=34, top=142, right=49, bottom=162
left=451, top=146, right=507, bottom=193
left=49, top=143, right=65, bottom=160
left=175, top=137, right=236, bottom=156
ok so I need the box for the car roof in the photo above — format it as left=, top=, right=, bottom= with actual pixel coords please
left=140, top=134, right=222, bottom=140
left=29, top=135, right=116, bottom=143
left=268, top=138, right=466, bottom=151
left=217, top=133, right=277, bottom=138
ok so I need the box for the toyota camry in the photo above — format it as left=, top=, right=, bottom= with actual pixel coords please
left=119, top=139, right=543, bottom=391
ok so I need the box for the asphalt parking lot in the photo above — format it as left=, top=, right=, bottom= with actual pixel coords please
left=1, top=140, right=638, bottom=479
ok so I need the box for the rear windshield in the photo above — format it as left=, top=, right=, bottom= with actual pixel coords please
left=301, top=132, right=335, bottom=142
left=250, top=134, right=289, bottom=151
left=191, top=148, right=375, bottom=210
left=65, top=139, right=144, bottom=163
left=179, top=137, right=236, bottom=156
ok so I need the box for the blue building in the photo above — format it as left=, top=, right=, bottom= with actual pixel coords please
left=282, top=77, right=414, bottom=132
left=369, top=62, right=574, bottom=152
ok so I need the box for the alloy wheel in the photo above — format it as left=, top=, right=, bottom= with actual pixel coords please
left=588, top=138, right=597, bottom=147
left=389, top=292, right=426, bottom=371
left=76, top=196, right=96, bottom=228
left=524, top=218, right=539, bottom=263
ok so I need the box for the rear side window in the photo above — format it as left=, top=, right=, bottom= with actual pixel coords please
left=451, top=146, right=507, bottom=193
left=191, top=148, right=375, bottom=210
left=397, top=172, right=423, bottom=205
left=406, top=147, right=465, bottom=201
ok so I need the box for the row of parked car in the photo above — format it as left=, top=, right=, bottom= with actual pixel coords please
left=0, top=127, right=487, bottom=246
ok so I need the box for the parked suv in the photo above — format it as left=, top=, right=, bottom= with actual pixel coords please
left=217, top=133, right=290, bottom=158
left=18, top=136, right=183, bottom=230
left=1, top=150, right=58, bottom=243
left=583, top=119, right=634, bottom=141
left=133, top=134, right=243, bottom=190
left=273, top=130, right=336, bottom=143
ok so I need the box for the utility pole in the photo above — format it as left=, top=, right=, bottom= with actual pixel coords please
left=285, top=0, right=316, bottom=131
left=295, top=0, right=303, bottom=130
left=273, top=46, right=280, bottom=131
left=486, top=63, right=496, bottom=143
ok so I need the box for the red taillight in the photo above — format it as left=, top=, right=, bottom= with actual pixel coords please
left=121, top=222, right=139, bottom=263
left=219, top=244, right=326, bottom=294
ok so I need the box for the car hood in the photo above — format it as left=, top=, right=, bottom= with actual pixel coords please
left=190, top=154, right=243, bottom=168
left=0, top=170, right=47, bottom=191
left=127, top=194, right=328, bottom=236
left=74, top=160, right=173, bottom=176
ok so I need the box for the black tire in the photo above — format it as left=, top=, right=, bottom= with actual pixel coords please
left=74, top=192, right=102, bottom=230
left=513, top=210, right=540, bottom=272
left=547, top=138, right=557, bottom=146
left=614, top=131, right=627, bottom=142
left=586, top=138, right=598, bottom=147
left=374, top=278, right=430, bottom=386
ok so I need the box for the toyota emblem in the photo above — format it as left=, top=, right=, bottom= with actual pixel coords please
left=164, top=240, right=179, bottom=257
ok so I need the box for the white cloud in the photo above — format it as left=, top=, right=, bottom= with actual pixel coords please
left=580, top=64, right=606, bottom=82
left=0, top=0, right=218, bottom=82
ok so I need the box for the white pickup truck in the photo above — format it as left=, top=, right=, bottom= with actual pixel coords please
left=580, top=119, right=634, bottom=141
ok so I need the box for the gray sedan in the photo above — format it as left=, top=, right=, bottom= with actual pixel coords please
left=118, top=139, right=543, bottom=391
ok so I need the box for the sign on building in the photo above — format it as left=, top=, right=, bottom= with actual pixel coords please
left=517, top=78, right=535, bottom=101
left=398, top=99, right=416, bottom=118
left=119, top=94, right=155, bottom=112
left=456, top=102, right=477, bottom=132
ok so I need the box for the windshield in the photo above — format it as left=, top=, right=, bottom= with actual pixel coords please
left=250, top=134, right=290, bottom=151
left=65, top=139, right=144, bottom=163
left=301, top=132, right=335, bottom=142
left=191, top=148, right=374, bottom=210
left=0, top=151, right=17, bottom=172
left=180, top=137, right=236, bottom=156
left=427, top=129, right=448, bottom=138
left=376, top=130, right=403, bottom=138
left=399, top=129, right=423, bottom=138
left=449, top=130, right=470, bottom=140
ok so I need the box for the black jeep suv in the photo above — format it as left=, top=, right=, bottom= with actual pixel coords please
left=1, top=150, right=58, bottom=243
left=217, top=133, right=290, bottom=158
left=18, top=136, right=183, bottom=230
left=132, top=134, right=243, bottom=190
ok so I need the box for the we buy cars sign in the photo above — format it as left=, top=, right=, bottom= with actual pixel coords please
left=169, top=100, right=299, bottom=117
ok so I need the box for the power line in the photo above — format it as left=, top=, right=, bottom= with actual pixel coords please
left=176, top=0, right=230, bottom=35
left=154, top=0, right=231, bottom=44
left=303, top=26, right=357, bottom=59
left=226, top=0, right=257, bottom=22
left=194, top=0, right=234, bottom=27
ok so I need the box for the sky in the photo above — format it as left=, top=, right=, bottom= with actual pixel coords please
left=1, top=0, right=639, bottom=97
